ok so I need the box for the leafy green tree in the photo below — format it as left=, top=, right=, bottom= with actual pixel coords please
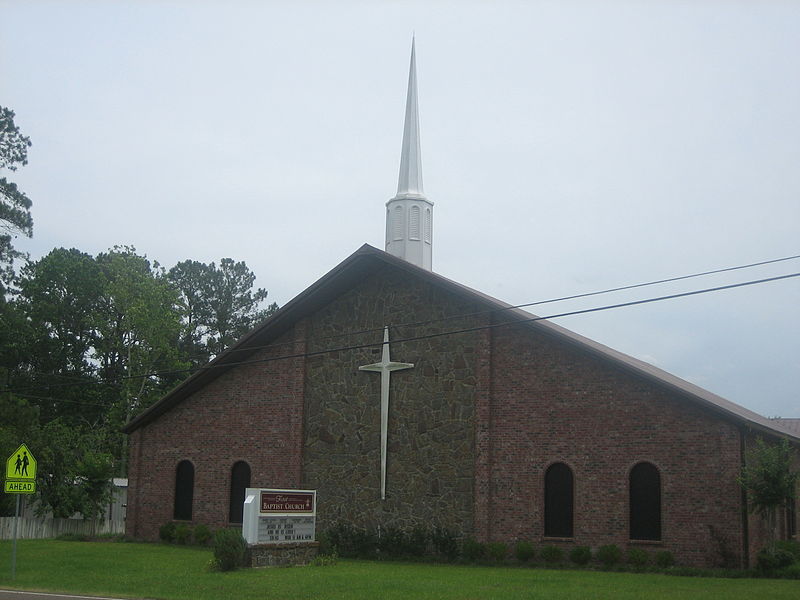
left=3, top=246, right=189, bottom=476
left=0, top=107, right=34, bottom=293
left=0, top=395, right=40, bottom=516
left=93, top=247, right=187, bottom=435
left=206, top=258, right=277, bottom=356
left=166, top=259, right=213, bottom=367
left=33, top=419, right=115, bottom=519
left=0, top=297, right=33, bottom=386
left=739, top=437, right=799, bottom=540
left=15, top=248, right=107, bottom=423
left=169, top=258, right=277, bottom=362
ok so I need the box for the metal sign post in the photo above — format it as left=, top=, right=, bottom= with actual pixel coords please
left=5, top=443, right=37, bottom=580
left=11, top=495, right=20, bottom=579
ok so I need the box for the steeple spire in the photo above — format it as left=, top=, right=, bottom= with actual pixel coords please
left=385, top=37, right=434, bottom=271
left=396, top=36, right=424, bottom=198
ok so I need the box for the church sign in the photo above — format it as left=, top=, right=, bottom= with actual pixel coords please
left=242, top=488, right=316, bottom=545
left=260, top=490, right=314, bottom=513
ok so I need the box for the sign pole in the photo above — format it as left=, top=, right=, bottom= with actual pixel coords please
left=10, top=494, right=19, bottom=580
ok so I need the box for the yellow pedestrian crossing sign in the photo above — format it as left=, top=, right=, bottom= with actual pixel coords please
left=5, top=443, right=36, bottom=494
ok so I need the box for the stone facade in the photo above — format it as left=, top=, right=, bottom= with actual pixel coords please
left=124, top=246, right=799, bottom=568
left=249, top=542, right=319, bottom=568
left=303, top=266, right=484, bottom=533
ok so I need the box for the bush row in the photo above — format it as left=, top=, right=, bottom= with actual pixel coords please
left=320, top=522, right=459, bottom=561
left=756, top=540, right=800, bottom=575
left=319, top=523, right=675, bottom=569
left=463, top=539, right=675, bottom=570
left=159, top=522, right=214, bottom=546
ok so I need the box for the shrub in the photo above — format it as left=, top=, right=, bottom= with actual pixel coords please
left=596, top=544, right=622, bottom=567
left=514, top=541, right=535, bottom=563
left=654, top=550, right=675, bottom=568
left=627, top=547, right=649, bottom=567
left=159, top=522, right=176, bottom=543
left=773, top=540, right=800, bottom=563
left=431, top=526, right=459, bottom=561
left=173, top=523, right=192, bottom=545
left=377, top=526, right=406, bottom=558
left=462, top=537, right=486, bottom=562
left=213, top=528, right=247, bottom=571
left=350, top=527, right=378, bottom=558
left=317, top=529, right=335, bottom=555
left=56, top=533, right=89, bottom=542
left=406, top=526, right=429, bottom=557
left=540, top=545, right=563, bottom=564
left=193, top=524, right=213, bottom=546
left=756, top=544, right=796, bottom=573
left=781, top=562, right=800, bottom=578
left=323, top=522, right=377, bottom=558
left=96, top=533, right=127, bottom=542
left=569, top=546, right=592, bottom=566
left=486, top=542, right=508, bottom=563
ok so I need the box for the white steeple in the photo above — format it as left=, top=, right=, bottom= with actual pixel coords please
left=385, top=37, right=433, bottom=271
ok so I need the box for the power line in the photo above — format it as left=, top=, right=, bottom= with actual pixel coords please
left=5, top=269, right=796, bottom=401
left=129, top=252, right=800, bottom=366
left=176, top=271, right=800, bottom=374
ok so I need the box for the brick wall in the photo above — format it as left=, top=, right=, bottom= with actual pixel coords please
left=126, top=328, right=306, bottom=541
left=484, top=320, right=745, bottom=568
left=125, top=261, right=792, bottom=568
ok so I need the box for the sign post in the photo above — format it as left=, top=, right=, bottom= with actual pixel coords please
left=5, top=443, right=37, bottom=579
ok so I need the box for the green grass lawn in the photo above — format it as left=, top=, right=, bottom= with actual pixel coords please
left=0, top=540, right=797, bottom=600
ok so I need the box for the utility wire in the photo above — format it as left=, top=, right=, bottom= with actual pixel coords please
left=173, top=271, right=800, bottom=374
left=121, top=252, right=800, bottom=367
left=4, top=269, right=796, bottom=400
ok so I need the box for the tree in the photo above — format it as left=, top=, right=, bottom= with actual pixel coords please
left=0, top=395, right=40, bottom=516
left=739, top=437, right=799, bottom=541
left=169, top=258, right=277, bottom=362
left=15, top=248, right=107, bottom=424
left=2, top=245, right=190, bottom=481
left=33, top=419, right=115, bottom=519
left=0, top=107, right=34, bottom=293
left=93, top=247, right=187, bottom=435
left=166, top=259, right=213, bottom=367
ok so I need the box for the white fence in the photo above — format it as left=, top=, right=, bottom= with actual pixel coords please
left=0, top=517, right=125, bottom=539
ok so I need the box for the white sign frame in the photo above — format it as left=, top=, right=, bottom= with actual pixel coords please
left=242, top=488, right=317, bottom=545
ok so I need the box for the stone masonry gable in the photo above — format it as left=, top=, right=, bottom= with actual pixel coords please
left=302, top=265, right=485, bottom=533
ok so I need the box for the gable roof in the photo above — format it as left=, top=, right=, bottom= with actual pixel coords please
left=773, top=418, right=800, bottom=434
left=123, top=244, right=799, bottom=441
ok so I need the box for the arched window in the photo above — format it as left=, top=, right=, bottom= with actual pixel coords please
left=409, top=205, right=421, bottom=240
left=629, top=462, right=661, bottom=541
left=424, top=208, right=432, bottom=243
left=393, top=205, right=405, bottom=240
left=544, top=462, right=574, bottom=537
left=228, top=461, right=251, bottom=523
left=173, top=460, right=194, bottom=521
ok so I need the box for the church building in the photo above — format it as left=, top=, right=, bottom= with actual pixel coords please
left=123, top=42, right=799, bottom=568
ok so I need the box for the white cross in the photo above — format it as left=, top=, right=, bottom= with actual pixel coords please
left=359, top=326, right=414, bottom=500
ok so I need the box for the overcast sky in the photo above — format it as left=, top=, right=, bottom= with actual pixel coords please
left=2, top=1, right=798, bottom=418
